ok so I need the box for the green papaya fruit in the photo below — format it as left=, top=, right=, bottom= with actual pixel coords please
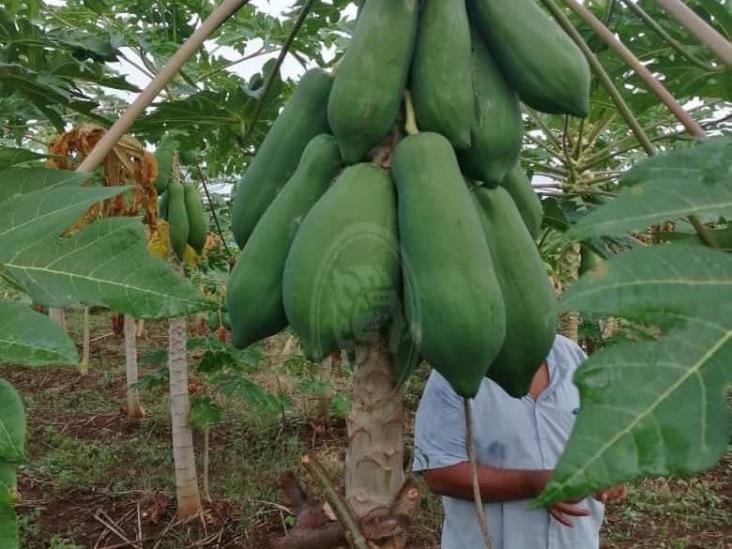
left=208, top=311, right=220, bottom=331
left=183, top=182, right=207, bottom=254
left=410, top=0, right=473, bottom=149
left=459, top=30, right=523, bottom=186
left=473, top=186, right=558, bottom=397
left=579, top=243, right=605, bottom=276
left=167, top=180, right=189, bottom=261
left=227, top=135, right=342, bottom=350
left=392, top=132, right=506, bottom=398
left=388, top=310, right=421, bottom=387
left=501, top=164, right=543, bottom=240
left=208, top=311, right=231, bottom=331
left=158, top=190, right=170, bottom=221
left=231, top=69, right=333, bottom=248
left=468, top=0, right=591, bottom=117
left=154, top=138, right=179, bottom=195
left=283, top=164, right=399, bottom=361
left=328, top=0, right=418, bottom=163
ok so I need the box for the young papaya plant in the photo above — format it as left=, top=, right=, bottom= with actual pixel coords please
left=0, top=164, right=212, bottom=547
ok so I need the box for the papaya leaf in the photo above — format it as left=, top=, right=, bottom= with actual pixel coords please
left=0, top=147, right=45, bottom=168
left=0, top=301, right=78, bottom=366
left=0, top=379, right=25, bottom=463
left=4, top=217, right=213, bottom=318
left=0, top=169, right=123, bottom=256
left=567, top=138, right=732, bottom=240
left=0, top=167, right=212, bottom=318
left=0, top=484, right=17, bottom=549
left=0, top=167, right=87, bottom=201
left=0, top=461, right=15, bottom=491
left=537, top=245, right=731, bottom=505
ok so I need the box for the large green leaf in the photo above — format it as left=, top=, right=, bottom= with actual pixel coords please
left=0, top=462, right=15, bottom=490
left=0, top=168, right=123, bottom=256
left=0, top=380, right=24, bottom=463
left=538, top=245, right=731, bottom=504
left=4, top=217, right=212, bottom=318
left=0, top=167, right=86, bottom=201
left=0, top=484, right=17, bottom=549
left=0, top=147, right=45, bottom=168
left=567, top=138, right=732, bottom=240
left=0, top=301, right=78, bottom=366
left=0, top=167, right=212, bottom=318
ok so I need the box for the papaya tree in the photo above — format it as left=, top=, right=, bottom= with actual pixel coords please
left=225, top=0, right=729, bottom=547
left=0, top=160, right=212, bottom=546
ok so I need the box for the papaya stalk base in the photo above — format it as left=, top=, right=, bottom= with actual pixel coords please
left=271, top=473, right=420, bottom=549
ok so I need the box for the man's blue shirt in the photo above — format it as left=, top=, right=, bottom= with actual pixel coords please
left=412, top=335, right=604, bottom=549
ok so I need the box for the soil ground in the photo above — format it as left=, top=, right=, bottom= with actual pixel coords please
left=3, top=310, right=729, bottom=548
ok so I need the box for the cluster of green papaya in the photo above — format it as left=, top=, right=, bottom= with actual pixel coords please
left=156, top=144, right=208, bottom=261
left=228, top=0, right=589, bottom=398
left=208, top=306, right=231, bottom=332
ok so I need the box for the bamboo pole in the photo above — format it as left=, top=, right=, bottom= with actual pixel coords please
left=561, top=0, right=706, bottom=138
left=652, top=0, right=732, bottom=66
left=76, top=0, right=249, bottom=174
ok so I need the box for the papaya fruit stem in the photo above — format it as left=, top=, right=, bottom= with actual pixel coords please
left=403, top=91, right=420, bottom=136
left=464, top=398, right=494, bottom=549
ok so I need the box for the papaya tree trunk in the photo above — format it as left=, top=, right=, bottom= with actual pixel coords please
left=48, top=307, right=66, bottom=330
left=346, top=338, right=408, bottom=548
left=124, top=314, right=145, bottom=420
left=167, top=254, right=202, bottom=518
left=80, top=307, right=90, bottom=375
left=136, top=318, right=145, bottom=338
left=558, top=243, right=581, bottom=341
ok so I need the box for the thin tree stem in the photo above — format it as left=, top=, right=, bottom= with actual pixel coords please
left=560, top=0, right=706, bottom=138
left=203, top=427, right=211, bottom=502
left=238, top=0, right=316, bottom=153
left=404, top=91, right=419, bottom=136
left=652, top=0, right=732, bottom=66
left=524, top=132, right=564, bottom=161
left=523, top=106, right=565, bottom=154
left=194, top=162, right=233, bottom=258
left=582, top=112, right=616, bottom=155
left=80, top=307, right=91, bottom=376
left=464, top=399, right=493, bottom=549
left=302, top=455, right=369, bottom=549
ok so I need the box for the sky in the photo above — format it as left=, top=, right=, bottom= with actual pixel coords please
left=109, top=0, right=356, bottom=92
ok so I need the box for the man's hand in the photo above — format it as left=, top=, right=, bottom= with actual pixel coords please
left=547, top=500, right=590, bottom=527
left=593, top=485, right=628, bottom=504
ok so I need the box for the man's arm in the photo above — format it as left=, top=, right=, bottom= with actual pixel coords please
left=424, top=462, right=550, bottom=503
left=424, top=462, right=592, bottom=527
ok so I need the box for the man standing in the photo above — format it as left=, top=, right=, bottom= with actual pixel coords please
left=413, top=334, right=626, bottom=549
